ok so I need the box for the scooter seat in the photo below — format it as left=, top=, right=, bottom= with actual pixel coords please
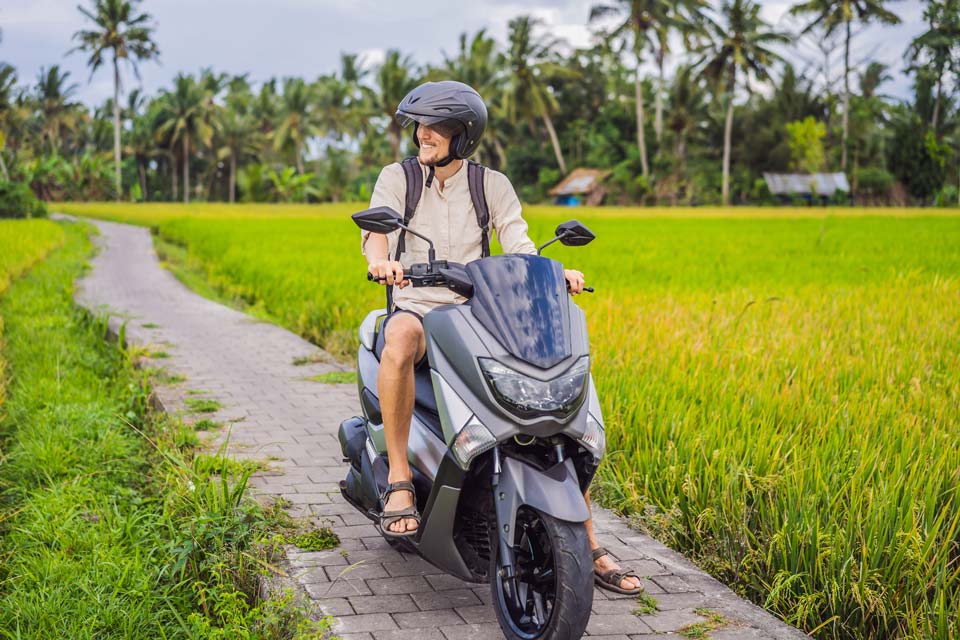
left=414, top=365, right=444, bottom=439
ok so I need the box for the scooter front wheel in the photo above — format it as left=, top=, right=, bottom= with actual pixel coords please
left=491, top=507, right=593, bottom=640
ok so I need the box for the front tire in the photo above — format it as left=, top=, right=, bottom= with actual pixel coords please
left=491, top=507, right=593, bottom=640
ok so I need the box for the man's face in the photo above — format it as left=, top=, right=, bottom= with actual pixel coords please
left=417, top=124, right=452, bottom=166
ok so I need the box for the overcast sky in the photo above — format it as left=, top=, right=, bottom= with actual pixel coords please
left=1, top=0, right=928, bottom=108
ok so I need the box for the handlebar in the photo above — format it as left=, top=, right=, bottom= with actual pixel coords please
left=367, top=264, right=594, bottom=293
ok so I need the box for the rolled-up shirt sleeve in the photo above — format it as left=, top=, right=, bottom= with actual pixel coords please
left=361, top=163, right=404, bottom=257
left=487, top=170, right=536, bottom=256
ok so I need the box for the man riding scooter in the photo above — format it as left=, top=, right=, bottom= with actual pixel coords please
left=361, top=80, right=641, bottom=596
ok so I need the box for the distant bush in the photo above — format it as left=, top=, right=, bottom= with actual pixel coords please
left=856, top=167, right=894, bottom=197
left=0, top=181, right=47, bottom=218
left=934, top=185, right=958, bottom=208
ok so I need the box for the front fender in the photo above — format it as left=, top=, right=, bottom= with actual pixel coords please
left=497, top=456, right=590, bottom=540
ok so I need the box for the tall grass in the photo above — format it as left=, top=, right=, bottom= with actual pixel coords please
left=0, top=221, right=327, bottom=638
left=59, top=202, right=960, bottom=638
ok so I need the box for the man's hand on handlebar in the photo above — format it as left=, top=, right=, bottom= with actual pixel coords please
left=368, top=260, right=409, bottom=288
left=564, top=268, right=594, bottom=294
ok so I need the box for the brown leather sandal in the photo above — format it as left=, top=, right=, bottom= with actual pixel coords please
left=378, top=480, right=420, bottom=538
left=592, top=547, right=643, bottom=595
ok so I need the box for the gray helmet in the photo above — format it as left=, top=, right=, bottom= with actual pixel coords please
left=395, top=81, right=487, bottom=160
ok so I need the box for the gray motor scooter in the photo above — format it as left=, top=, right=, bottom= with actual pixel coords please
left=338, top=206, right=606, bottom=640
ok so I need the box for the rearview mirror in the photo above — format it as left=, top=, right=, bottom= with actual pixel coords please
left=555, top=220, right=596, bottom=246
left=352, top=206, right=403, bottom=234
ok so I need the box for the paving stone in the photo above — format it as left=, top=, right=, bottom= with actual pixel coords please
left=586, top=614, right=654, bottom=636
left=640, top=608, right=707, bottom=633
left=348, top=594, right=419, bottom=615
left=333, top=613, right=398, bottom=633
left=393, top=609, right=464, bottom=628
left=312, top=597, right=354, bottom=616
left=455, top=605, right=498, bottom=624
left=439, top=623, right=505, bottom=639
left=71, top=217, right=807, bottom=640
left=425, top=573, right=475, bottom=591
left=411, top=588, right=482, bottom=610
left=373, top=629, right=445, bottom=640
left=366, top=575, right=435, bottom=596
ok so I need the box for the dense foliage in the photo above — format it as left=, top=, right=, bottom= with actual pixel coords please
left=1, top=0, right=959, bottom=206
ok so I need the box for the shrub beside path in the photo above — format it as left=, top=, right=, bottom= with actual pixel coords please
left=66, top=215, right=806, bottom=640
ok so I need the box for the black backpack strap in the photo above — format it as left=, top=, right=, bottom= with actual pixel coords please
left=395, top=157, right=423, bottom=261
left=386, top=157, right=423, bottom=311
left=466, top=161, right=491, bottom=257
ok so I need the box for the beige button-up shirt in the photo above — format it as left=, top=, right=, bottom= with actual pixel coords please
left=361, top=160, right=537, bottom=317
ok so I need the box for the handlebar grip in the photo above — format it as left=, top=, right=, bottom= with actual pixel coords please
left=367, top=272, right=386, bottom=282
left=584, top=286, right=594, bottom=293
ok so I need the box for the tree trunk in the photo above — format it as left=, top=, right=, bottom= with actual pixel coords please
left=493, top=137, right=507, bottom=170
left=138, top=160, right=147, bottom=202
left=722, top=76, right=735, bottom=206
left=542, top=111, right=567, bottom=175
left=170, top=152, right=178, bottom=201
left=655, top=52, right=665, bottom=144
left=635, top=64, right=650, bottom=178
left=388, top=122, right=401, bottom=160
left=0, top=153, right=8, bottom=181
left=841, top=19, right=850, bottom=172
left=229, top=153, right=237, bottom=204
left=296, top=141, right=305, bottom=175
left=113, top=56, right=122, bottom=200
left=183, top=133, right=190, bottom=204
left=933, top=71, right=942, bottom=133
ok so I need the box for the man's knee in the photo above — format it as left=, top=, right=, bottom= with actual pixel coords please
left=382, top=315, right=423, bottom=365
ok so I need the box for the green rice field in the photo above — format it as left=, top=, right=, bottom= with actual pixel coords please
left=0, top=219, right=64, bottom=409
left=58, top=202, right=960, bottom=639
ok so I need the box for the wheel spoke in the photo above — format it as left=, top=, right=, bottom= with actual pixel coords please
left=533, top=591, right=547, bottom=625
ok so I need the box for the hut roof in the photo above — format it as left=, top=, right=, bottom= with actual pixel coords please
left=548, top=168, right=611, bottom=196
left=763, top=172, right=850, bottom=196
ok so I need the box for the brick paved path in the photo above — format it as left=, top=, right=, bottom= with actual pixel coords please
left=68, top=216, right=806, bottom=640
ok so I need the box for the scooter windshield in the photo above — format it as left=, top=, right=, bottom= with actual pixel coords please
left=466, top=254, right=572, bottom=369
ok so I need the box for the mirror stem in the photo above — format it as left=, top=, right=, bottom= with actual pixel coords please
left=536, top=231, right=568, bottom=255
left=398, top=223, right=437, bottom=262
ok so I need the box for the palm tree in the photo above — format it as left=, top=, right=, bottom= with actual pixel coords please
left=71, top=0, right=159, bottom=200
left=504, top=16, right=573, bottom=175
left=905, top=0, right=960, bottom=134
left=373, top=50, right=418, bottom=160
left=217, top=109, right=259, bottom=203
left=273, top=78, right=317, bottom=175
left=155, top=74, right=210, bottom=203
left=0, top=63, right=18, bottom=180
left=35, top=66, right=80, bottom=155
left=440, top=30, right=510, bottom=168
left=790, top=0, right=900, bottom=171
left=589, top=0, right=676, bottom=177
left=697, top=0, right=787, bottom=205
left=652, top=2, right=711, bottom=145
left=666, top=65, right=710, bottom=176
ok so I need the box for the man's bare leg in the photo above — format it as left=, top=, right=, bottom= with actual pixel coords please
left=378, top=313, right=426, bottom=534
left=584, top=489, right=642, bottom=590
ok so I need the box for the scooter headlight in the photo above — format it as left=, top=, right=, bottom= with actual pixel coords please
left=452, top=416, right=497, bottom=469
left=479, top=356, right=589, bottom=418
left=579, top=413, right=606, bottom=461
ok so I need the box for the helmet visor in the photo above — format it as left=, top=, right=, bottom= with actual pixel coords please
left=395, top=112, right=464, bottom=139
